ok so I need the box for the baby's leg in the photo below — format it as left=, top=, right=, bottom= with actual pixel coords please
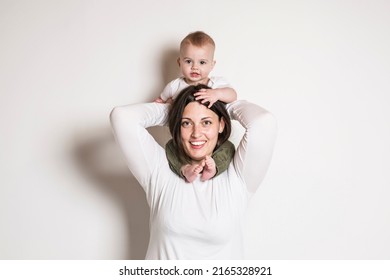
left=181, top=163, right=204, bottom=183
left=201, top=156, right=216, bottom=181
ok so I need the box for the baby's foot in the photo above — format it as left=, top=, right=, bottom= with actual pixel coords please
left=154, top=97, right=165, bottom=103
left=181, top=163, right=204, bottom=183
left=201, top=156, right=216, bottom=181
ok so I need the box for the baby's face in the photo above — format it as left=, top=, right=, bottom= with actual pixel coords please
left=178, top=43, right=215, bottom=85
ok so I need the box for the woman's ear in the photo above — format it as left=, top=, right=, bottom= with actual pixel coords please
left=219, top=118, right=225, bottom=133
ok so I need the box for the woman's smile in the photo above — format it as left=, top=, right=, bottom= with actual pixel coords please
left=189, top=140, right=206, bottom=149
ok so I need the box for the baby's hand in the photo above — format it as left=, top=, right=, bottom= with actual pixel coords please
left=194, top=88, right=220, bottom=108
left=181, top=163, right=204, bottom=183
left=200, top=156, right=216, bottom=181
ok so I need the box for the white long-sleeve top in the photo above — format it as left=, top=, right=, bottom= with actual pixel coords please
left=110, top=100, right=277, bottom=259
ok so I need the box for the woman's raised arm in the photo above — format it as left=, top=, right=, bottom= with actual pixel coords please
left=110, top=102, right=169, bottom=188
left=228, top=100, right=277, bottom=194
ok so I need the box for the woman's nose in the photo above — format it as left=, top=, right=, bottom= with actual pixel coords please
left=191, top=125, right=201, bottom=138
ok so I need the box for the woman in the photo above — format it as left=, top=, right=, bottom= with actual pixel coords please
left=110, top=85, right=277, bottom=259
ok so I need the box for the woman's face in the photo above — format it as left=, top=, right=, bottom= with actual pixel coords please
left=180, top=101, right=225, bottom=162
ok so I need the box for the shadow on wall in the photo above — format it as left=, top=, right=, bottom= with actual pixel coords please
left=148, top=47, right=180, bottom=100
left=73, top=125, right=171, bottom=259
left=72, top=48, right=178, bottom=259
left=160, top=48, right=180, bottom=85
left=73, top=127, right=150, bottom=259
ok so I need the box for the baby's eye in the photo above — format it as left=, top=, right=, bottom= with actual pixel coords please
left=200, top=61, right=207, bottom=65
left=184, top=59, right=192, bottom=64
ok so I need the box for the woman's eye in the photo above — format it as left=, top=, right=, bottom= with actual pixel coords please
left=203, top=120, right=212, bottom=126
left=181, top=121, right=191, bottom=127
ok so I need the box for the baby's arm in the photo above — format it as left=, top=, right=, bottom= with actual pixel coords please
left=194, top=87, right=237, bottom=108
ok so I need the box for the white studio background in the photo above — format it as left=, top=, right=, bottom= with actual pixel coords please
left=1, top=0, right=389, bottom=259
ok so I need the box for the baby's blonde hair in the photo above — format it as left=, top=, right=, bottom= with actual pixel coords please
left=180, top=31, right=215, bottom=50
